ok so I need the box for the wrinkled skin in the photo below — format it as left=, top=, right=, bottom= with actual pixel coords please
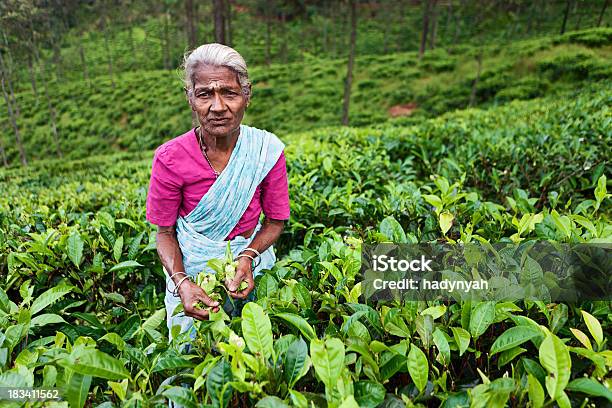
left=155, top=64, right=285, bottom=321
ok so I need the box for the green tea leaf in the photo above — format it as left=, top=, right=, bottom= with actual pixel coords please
left=569, top=328, right=592, bottom=350
left=275, top=313, right=316, bottom=341
left=450, top=327, right=470, bottom=356
left=242, top=302, right=273, bottom=359
left=469, top=301, right=496, bottom=339
left=354, top=381, right=386, bottom=408
left=539, top=334, right=571, bottom=401
left=109, top=260, right=142, bottom=272
left=379, top=216, right=407, bottom=242
left=490, top=326, right=540, bottom=355
left=284, top=338, right=308, bottom=387
left=527, top=374, right=545, bottom=408
left=580, top=310, right=603, bottom=348
left=566, top=378, right=612, bottom=402
left=206, top=359, right=233, bottom=408
left=310, top=338, right=344, bottom=388
left=433, top=328, right=451, bottom=365
left=30, top=285, right=72, bottom=315
left=439, top=211, right=454, bottom=235
left=64, top=373, right=91, bottom=408
left=407, top=344, right=428, bottom=393
left=70, top=349, right=130, bottom=380
left=113, top=235, right=123, bottom=262
left=67, top=232, right=84, bottom=268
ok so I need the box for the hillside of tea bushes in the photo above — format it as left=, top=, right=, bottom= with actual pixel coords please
left=0, top=28, right=611, bottom=166
left=0, top=84, right=610, bottom=407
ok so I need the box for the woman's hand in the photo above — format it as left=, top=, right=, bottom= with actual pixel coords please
left=178, top=279, right=220, bottom=320
left=226, top=257, right=255, bottom=299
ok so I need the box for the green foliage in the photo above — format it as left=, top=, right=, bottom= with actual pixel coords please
left=0, top=44, right=610, bottom=407
left=1, top=28, right=610, bottom=166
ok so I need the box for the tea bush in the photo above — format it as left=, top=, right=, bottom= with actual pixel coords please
left=0, top=84, right=610, bottom=407
left=1, top=28, right=610, bottom=166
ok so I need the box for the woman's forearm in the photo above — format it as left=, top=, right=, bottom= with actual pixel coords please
left=156, top=225, right=187, bottom=284
left=241, top=217, right=285, bottom=257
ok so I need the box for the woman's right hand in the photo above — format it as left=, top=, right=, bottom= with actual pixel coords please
left=178, top=279, right=220, bottom=320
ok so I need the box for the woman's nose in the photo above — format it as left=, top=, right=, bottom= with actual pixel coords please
left=210, top=93, right=227, bottom=111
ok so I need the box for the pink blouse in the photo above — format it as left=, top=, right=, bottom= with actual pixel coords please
left=146, top=128, right=290, bottom=240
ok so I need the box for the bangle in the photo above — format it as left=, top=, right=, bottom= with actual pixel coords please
left=172, top=276, right=191, bottom=297
left=235, top=253, right=254, bottom=262
left=236, top=253, right=256, bottom=269
left=242, top=247, right=261, bottom=258
left=165, top=271, right=187, bottom=294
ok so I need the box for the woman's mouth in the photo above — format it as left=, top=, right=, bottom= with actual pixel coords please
left=208, top=118, right=229, bottom=124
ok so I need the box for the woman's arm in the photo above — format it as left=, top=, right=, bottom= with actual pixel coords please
left=226, top=217, right=285, bottom=299
left=157, top=225, right=219, bottom=319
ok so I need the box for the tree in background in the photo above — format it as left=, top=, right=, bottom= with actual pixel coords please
left=185, top=0, right=198, bottom=49
left=561, top=0, right=574, bottom=34
left=214, top=0, right=227, bottom=44
left=342, top=0, right=357, bottom=126
left=419, top=0, right=437, bottom=58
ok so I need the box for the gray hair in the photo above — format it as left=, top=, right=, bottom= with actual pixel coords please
left=181, top=43, right=251, bottom=99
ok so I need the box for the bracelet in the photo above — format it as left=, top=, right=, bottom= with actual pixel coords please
left=165, top=271, right=187, bottom=294
left=235, top=253, right=254, bottom=262
left=235, top=253, right=257, bottom=269
left=242, top=247, right=261, bottom=258
left=242, top=247, right=261, bottom=268
left=172, top=276, right=191, bottom=297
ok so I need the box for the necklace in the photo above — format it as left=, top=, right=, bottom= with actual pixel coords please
left=196, top=128, right=220, bottom=178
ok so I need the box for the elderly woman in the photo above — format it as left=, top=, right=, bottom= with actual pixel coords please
left=146, top=43, right=289, bottom=341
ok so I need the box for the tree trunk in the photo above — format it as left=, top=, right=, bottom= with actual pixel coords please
left=52, top=39, right=63, bottom=81
left=445, top=0, right=453, bottom=43
left=1, top=33, right=20, bottom=118
left=560, top=0, right=572, bottom=34
left=469, top=51, right=483, bottom=107
left=575, top=9, right=583, bottom=30
left=226, top=0, right=233, bottom=46
left=382, top=1, right=391, bottom=53
left=42, top=65, right=62, bottom=158
left=0, top=53, right=27, bottom=166
left=265, top=12, right=272, bottom=65
left=280, top=10, right=288, bottom=63
left=214, top=0, right=226, bottom=44
left=429, top=0, right=438, bottom=49
left=396, top=0, right=406, bottom=51
left=163, top=10, right=171, bottom=69
left=526, top=0, right=537, bottom=34
left=0, top=143, right=7, bottom=167
left=27, top=54, right=38, bottom=100
left=454, top=0, right=464, bottom=44
left=185, top=0, right=197, bottom=48
left=419, top=0, right=433, bottom=58
left=342, top=0, right=357, bottom=126
left=102, top=16, right=115, bottom=89
left=78, top=33, right=90, bottom=85
left=330, top=1, right=337, bottom=56
left=598, top=0, right=609, bottom=26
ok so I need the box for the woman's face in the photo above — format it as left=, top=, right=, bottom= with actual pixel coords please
left=189, top=64, right=249, bottom=138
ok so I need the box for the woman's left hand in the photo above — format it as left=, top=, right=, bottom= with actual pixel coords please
left=226, top=256, right=255, bottom=299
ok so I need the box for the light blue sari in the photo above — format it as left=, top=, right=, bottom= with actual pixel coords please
left=164, top=124, right=285, bottom=339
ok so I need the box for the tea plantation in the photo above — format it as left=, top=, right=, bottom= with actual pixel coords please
left=0, top=77, right=610, bottom=407
left=0, top=28, right=611, bottom=165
